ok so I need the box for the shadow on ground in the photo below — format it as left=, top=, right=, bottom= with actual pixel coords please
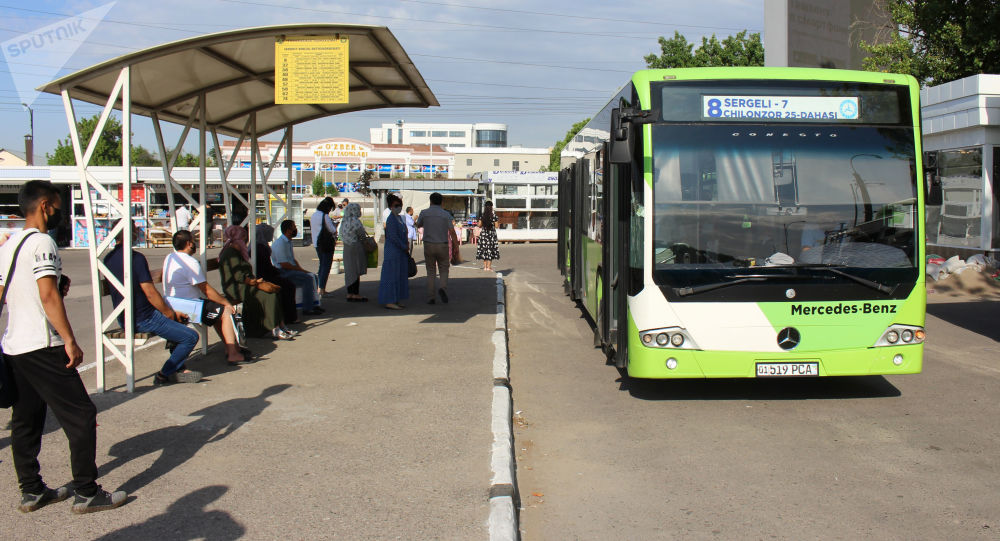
left=618, top=370, right=901, bottom=401
left=94, top=485, right=244, bottom=540
left=310, top=275, right=497, bottom=325
left=926, top=301, right=1000, bottom=342
left=99, top=384, right=290, bottom=494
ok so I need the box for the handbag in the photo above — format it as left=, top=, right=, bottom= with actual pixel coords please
left=362, top=235, right=377, bottom=254
left=0, top=232, right=38, bottom=408
left=317, top=220, right=336, bottom=252
left=407, top=255, right=417, bottom=278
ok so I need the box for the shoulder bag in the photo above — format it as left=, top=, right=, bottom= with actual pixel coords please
left=0, top=232, right=38, bottom=408
left=407, top=255, right=418, bottom=278
left=362, top=235, right=377, bottom=254
left=317, top=215, right=337, bottom=253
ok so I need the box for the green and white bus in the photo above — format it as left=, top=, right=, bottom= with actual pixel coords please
left=558, top=67, right=928, bottom=379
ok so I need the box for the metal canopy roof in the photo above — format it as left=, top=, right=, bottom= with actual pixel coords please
left=37, top=24, right=438, bottom=137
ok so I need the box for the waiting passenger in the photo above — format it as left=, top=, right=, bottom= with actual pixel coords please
left=105, top=220, right=201, bottom=384
left=162, top=230, right=247, bottom=365
left=218, top=225, right=296, bottom=340
left=270, top=219, right=324, bottom=316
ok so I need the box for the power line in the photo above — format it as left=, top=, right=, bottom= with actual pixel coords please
left=216, top=0, right=688, bottom=41
left=394, top=0, right=760, bottom=32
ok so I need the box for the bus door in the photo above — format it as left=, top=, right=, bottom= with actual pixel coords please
left=601, top=144, right=631, bottom=367
left=570, top=159, right=587, bottom=301
left=557, top=169, right=570, bottom=276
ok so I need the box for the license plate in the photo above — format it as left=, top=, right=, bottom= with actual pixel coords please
left=755, top=362, right=819, bottom=377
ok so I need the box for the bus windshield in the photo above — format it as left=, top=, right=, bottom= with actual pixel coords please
left=650, top=123, right=918, bottom=286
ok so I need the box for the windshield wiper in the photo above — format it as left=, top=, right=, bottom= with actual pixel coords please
left=673, top=274, right=811, bottom=297
left=792, top=264, right=896, bottom=295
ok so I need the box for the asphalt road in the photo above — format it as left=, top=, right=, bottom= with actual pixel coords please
left=506, top=244, right=999, bottom=540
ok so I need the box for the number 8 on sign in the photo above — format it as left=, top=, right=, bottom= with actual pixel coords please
left=707, top=98, right=722, bottom=117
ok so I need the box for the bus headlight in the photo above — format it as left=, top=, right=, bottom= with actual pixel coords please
left=639, top=327, right=699, bottom=350
left=874, top=325, right=924, bottom=347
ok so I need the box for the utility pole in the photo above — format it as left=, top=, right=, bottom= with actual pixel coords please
left=21, top=103, right=33, bottom=166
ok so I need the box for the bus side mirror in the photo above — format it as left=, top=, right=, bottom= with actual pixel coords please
left=610, top=108, right=633, bottom=164
left=926, top=174, right=943, bottom=206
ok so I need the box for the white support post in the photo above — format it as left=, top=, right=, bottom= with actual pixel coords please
left=198, top=93, right=208, bottom=271
left=249, top=113, right=257, bottom=235
left=211, top=118, right=252, bottom=228
left=62, top=65, right=136, bottom=393
left=121, top=66, right=134, bottom=393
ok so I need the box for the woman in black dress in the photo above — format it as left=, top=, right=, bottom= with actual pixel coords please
left=475, top=201, right=500, bottom=271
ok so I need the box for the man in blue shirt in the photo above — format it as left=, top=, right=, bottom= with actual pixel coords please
left=271, top=219, right=323, bottom=316
left=104, top=221, right=202, bottom=384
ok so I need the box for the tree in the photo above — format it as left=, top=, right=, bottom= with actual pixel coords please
left=47, top=114, right=159, bottom=166
left=861, top=0, right=1000, bottom=86
left=548, top=118, right=590, bottom=172
left=325, top=182, right=339, bottom=196
left=311, top=175, right=325, bottom=196
left=644, top=30, right=764, bottom=69
left=356, top=169, right=374, bottom=197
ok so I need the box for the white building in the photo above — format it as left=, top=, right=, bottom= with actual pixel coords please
left=369, top=121, right=508, bottom=148
left=449, top=146, right=550, bottom=178
left=921, top=74, right=1000, bottom=257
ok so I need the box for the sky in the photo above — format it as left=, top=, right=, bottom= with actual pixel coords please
left=0, top=0, right=763, bottom=162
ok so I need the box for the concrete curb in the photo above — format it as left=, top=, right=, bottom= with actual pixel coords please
left=488, top=272, right=519, bottom=541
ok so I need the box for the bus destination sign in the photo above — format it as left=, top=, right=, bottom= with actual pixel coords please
left=703, top=95, right=860, bottom=121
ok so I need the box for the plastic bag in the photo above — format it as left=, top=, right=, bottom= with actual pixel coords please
left=925, top=262, right=946, bottom=281
left=366, top=247, right=379, bottom=268
left=942, top=255, right=965, bottom=274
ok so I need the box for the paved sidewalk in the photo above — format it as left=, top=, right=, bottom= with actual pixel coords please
left=0, top=245, right=495, bottom=539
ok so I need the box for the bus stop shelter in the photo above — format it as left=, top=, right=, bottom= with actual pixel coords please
left=38, top=24, right=438, bottom=392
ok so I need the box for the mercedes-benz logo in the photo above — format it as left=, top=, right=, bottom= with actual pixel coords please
left=777, top=327, right=800, bottom=350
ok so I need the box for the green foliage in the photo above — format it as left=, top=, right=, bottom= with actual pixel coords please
left=311, top=175, right=325, bottom=196
left=47, top=114, right=159, bottom=166
left=325, top=182, right=339, bottom=196
left=548, top=118, right=590, bottom=172
left=861, top=0, right=1000, bottom=86
left=356, top=169, right=374, bottom=196
left=644, top=30, right=764, bottom=69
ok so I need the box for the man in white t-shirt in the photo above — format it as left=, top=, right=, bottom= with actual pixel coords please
left=162, top=230, right=246, bottom=364
left=175, top=205, right=192, bottom=231
left=0, top=180, right=126, bottom=513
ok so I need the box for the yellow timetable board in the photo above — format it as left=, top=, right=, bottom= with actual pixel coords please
left=275, top=37, right=349, bottom=104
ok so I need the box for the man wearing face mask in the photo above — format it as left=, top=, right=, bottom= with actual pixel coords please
left=105, top=220, right=201, bottom=384
left=0, top=180, right=127, bottom=513
left=271, top=219, right=324, bottom=316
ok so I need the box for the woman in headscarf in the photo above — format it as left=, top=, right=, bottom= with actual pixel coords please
left=339, top=202, right=369, bottom=302
left=218, top=225, right=296, bottom=339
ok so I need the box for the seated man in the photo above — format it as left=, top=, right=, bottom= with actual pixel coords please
left=104, top=221, right=202, bottom=384
left=270, top=219, right=324, bottom=316
left=162, top=230, right=247, bottom=365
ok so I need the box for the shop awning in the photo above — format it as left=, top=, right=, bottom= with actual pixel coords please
left=37, top=24, right=439, bottom=137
